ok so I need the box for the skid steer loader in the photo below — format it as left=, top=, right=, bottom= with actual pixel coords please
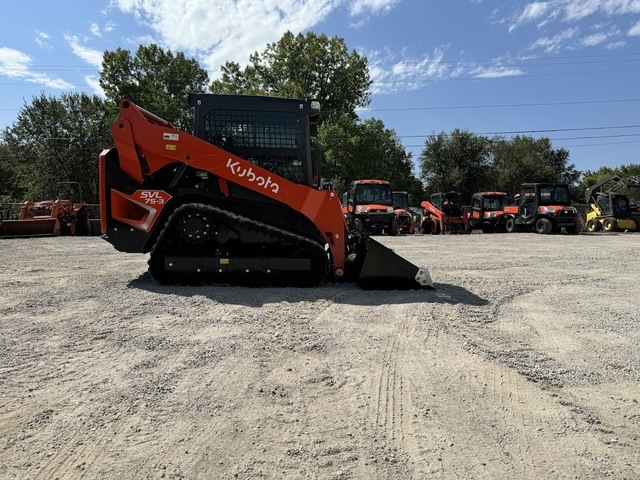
left=584, top=175, right=640, bottom=232
left=99, top=95, right=432, bottom=289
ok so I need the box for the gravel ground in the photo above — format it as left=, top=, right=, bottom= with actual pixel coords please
left=0, top=231, right=639, bottom=479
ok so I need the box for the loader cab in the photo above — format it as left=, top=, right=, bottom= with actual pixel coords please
left=348, top=181, right=393, bottom=209
left=430, top=191, right=462, bottom=216
left=595, top=192, right=631, bottom=219
left=343, top=180, right=397, bottom=235
left=189, top=94, right=319, bottom=187
left=392, top=191, right=410, bottom=211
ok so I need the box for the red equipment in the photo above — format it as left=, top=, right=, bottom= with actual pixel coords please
left=99, top=97, right=432, bottom=289
left=0, top=182, right=91, bottom=238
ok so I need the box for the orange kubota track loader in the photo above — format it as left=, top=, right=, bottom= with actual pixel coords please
left=99, top=97, right=432, bottom=289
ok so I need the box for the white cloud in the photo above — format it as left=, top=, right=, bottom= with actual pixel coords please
left=349, top=0, right=401, bottom=16
left=470, top=65, right=525, bottom=78
left=0, top=47, right=74, bottom=89
left=90, top=23, right=102, bottom=37
left=35, top=32, right=51, bottom=48
left=509, top=2, right=551, bottom=32
left=506, top=0, right=640, bottom=33
left=64, top=35, right=104, bottom=67
left=110, top=0, right=405, bottom=75
left=581, top=31, right=609, bottom=45
left=114, top=0, right=331, bottom=73
left=629, top=19, right=640, bottom=35
left=564, top=0, right=640, bottom=21
left=85, top=75, right=105, bottom=97
left=368, top=48, right=462, bottom=94
left=530, top=26, right=579, bottom=52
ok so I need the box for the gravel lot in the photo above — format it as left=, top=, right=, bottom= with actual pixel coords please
left=1, top=231, right=639, bottom=479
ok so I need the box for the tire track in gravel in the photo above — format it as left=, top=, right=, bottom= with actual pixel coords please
left=360, top=292, right=603, bottom=479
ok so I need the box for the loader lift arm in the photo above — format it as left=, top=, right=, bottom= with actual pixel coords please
left=585, top=175, right=640, bottom=203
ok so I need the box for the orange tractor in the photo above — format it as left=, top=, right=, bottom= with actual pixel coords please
left=0, top=182, right=92, bottom=238
left=421, top=191, right=468, bottom=234
left=98, top=96, right=432, bottom=289
left=342, top=180, right=399, bottom=236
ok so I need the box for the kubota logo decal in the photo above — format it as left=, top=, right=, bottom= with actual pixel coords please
left=226, top=158, right=280, bottom=194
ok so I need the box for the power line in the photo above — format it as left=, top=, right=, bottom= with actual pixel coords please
left=364, top=98, right=640, bottom=113
left=399, top=124, right=640, bottom=139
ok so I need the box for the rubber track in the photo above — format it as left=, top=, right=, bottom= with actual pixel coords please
left=148, top=203, right=330, bottom=285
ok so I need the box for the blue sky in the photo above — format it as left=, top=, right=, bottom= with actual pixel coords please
left=1, top=0, right=640, bottom=176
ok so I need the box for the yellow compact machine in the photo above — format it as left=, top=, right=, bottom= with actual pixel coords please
left=585, top=175, right=640, bottom=232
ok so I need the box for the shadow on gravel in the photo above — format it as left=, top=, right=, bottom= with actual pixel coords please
left=128, top=273, right=488, bottom=308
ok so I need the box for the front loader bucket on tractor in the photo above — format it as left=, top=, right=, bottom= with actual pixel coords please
left=354, top=237, right=433, bottom=290
left=0, top=219, right=61, bottom=238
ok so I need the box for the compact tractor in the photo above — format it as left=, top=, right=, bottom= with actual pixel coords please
left=421, top=191, right=468, bottom=234
left=464, top=191, right=510, bottom=233
left=503, top=183, right=578, bottom=234
left=584, top=175, right=640, bottom=232
left=98, top=96, right=431, bottom=289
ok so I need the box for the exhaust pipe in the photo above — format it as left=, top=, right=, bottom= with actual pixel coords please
left=352, top=237, right=433, bottom=290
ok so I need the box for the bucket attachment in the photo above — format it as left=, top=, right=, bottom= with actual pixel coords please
left=0, top=219, right=61, bottom=238
left=354, top=237, right=433, bottom=289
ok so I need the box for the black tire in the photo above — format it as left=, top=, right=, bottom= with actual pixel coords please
left=505, top=218, right=517, bottom=233
left=389, top=218, right=399, bottom=236
left=353, top=217, right=364, bottom=233
left=59, top=213, right=75, bottom=236
left=481, top=222, right=494, bottom=234
left=535, top=217, right=553, bottom=234
left=74, top=206, right=91, bottom=236
left=586, top=219, right=600, bottom=233
left=602, top=217, right=617, bottom=232
left=565, top=225, right=578, bottom=235
left=431, top=220, right=440, bottom=235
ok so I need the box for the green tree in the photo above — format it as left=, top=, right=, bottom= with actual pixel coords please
left=1, top=93, right=113, bottom=203
left=211, top=31, right=372, bottom=123
left=100, top=44, right=209, bottom=131
left=490, top=136, right=580, bottom=198
left=419, top=129, right=492, bottom=201
left=0, top=143, right=23, bottom=201
left=318, top=117, right=419, bottom=197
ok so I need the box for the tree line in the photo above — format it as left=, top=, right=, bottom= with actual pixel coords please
left=1, top=32, right=637, bottom=207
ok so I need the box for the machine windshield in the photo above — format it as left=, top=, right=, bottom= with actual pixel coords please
left=355, top=184, right=393, bottom=205
left=539, top=185, right=571, bottom=205
left=482, top=195, right=509, bottom=211
left=393, top=193, right=409, bottom=210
